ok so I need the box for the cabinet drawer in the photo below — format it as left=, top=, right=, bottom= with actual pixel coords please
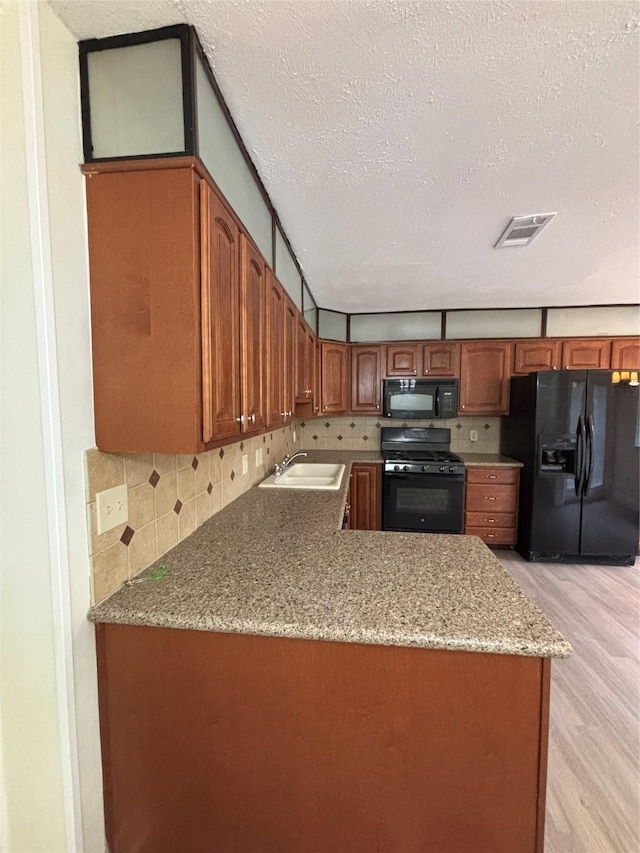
left=466, top=527, right=516, bottom=546
left=466, top=467, right=519, bottom=485
left=465, top=484, right=518, bottom=513
left=465, top=511, right=516, bottom=529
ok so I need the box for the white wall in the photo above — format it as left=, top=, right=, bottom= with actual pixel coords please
left=0, top=2, right=104, bottom=850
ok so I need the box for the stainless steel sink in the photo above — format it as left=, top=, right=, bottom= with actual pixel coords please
left=258, top=463, right=345, bottom=491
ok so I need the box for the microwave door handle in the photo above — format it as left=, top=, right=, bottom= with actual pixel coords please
left=434, top=387, right=440, bottom=417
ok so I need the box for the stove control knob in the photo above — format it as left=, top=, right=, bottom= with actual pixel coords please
left=439, top=466, right=446, bottom=472
left=403, top=465, right=409, bottom=472
left=394, top=465, right=400, bottom=472
left=449, top=466, right=456, bottom=473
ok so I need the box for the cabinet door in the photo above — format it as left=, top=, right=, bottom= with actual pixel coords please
left=562, top=339, right=611, bottom=369
left=240, top=236, right=267, bottom=433
left=350, top=346, right=382, bottom=413
left=266, top=273, right=285, bottom=428
left=460, top=342, right=513, bottom=415
left=295, top=316, right=309, bottom=403
left=611, top=338, right=640, bottom=369
left=421, top=343, right=460, bottom=377
left=386, top=345, right=418, bottom=376
left=513, top=340, right=562, bottom=374
left=321, top=342, right=349, bottom=414
left=349, top=464, right=382, bottom=530
left=283, top=296, right=297, bottom=423
left=201, top=181, right=241, bottom=443
left=314, top=339, right=321, bottom=416
left=306, top=328, right=316, bottom=407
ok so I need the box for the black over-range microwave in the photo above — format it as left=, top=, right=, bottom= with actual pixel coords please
left=382, top=378, right=459, bottom=420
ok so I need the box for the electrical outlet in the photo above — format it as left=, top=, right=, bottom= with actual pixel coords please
left=255, top=448, right=263, bottom=467
left=470, top=430, right=478, bottom=443
left=242, top=454, right=248, bottom=475
left=96, top=484, right=128, bottom=534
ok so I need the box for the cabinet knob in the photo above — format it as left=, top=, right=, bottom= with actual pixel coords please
left=248, top=413, right=256, bottom=425
left=412, top=370, right=417, bottom=375
left=235, top=415, right=244, bottom=424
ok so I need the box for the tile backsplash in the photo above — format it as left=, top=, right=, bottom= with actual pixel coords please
left=298, top=416, right=500, bottom=454
left=85, top=425, right=297, bottom=604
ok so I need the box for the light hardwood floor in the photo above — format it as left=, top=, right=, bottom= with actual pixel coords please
left=498, top=551, right=640, bottom=853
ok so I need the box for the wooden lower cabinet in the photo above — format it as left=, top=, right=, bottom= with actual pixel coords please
left=96, top=622, right=550, bottom=853
left=349, top=463, right=382, bottom=530
left=465, top=466, right=520, bottom=546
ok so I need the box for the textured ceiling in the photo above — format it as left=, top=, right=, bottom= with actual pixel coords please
left=50, top=0, right=640, bottom=313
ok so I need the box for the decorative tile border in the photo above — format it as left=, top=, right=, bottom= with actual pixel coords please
left=85, top=425, right=297, bottom=604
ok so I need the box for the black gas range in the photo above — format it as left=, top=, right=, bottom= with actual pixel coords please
left=381, top=427, right=466, bottom=534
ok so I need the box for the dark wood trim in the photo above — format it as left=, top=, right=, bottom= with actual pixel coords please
left=541, top=308, right=548, bottom=338
left=536, top=658, right=552, bottom=853
left=441, top=310, right=447, bottom=341
left=184, top=27, right=198, bottom=158
left=271, top=215, right=277, bottom=272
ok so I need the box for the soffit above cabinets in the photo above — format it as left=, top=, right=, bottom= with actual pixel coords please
left=51, top=0, right=640, bottom=313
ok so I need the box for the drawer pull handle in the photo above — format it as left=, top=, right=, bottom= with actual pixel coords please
left=487, top=518, right=496, bottom=523
left=485, top=533, right=496, bottom=538
left=486, top=475, right=498, bottom=479
left=485, top=496, right=498, bottom=501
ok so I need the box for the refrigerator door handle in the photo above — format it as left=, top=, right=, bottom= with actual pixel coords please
left=575, top=415, right=585, bottom=496
left=583, top=414, right=595, bottom=497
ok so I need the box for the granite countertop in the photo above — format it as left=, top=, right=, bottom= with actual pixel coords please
left=90, top=453, right=570, bottom=660
left=459, top=453, right=523, bottom=467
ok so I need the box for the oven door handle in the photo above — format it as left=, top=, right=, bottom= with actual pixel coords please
left=434, top=387, right=440, bottom=417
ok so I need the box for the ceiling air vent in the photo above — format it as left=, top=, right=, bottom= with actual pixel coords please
left=494, top=213, right=556, bottom=248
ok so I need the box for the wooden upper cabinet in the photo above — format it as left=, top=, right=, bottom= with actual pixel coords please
left=295, top=316, right=309, bottom=403
left=201, top=181, right=241, bottom=443
left=562, top=338, right=611, bottom=370
left=386, top=345, right=419, bottom=376
left=421, top=343, right=460, bottom=377
left=321, top=342, right=349, bottom=414
left=239, top=235, right=267, bottom=433
left=611, top=338, right=640, bottom=369
left=283, top=296, right=297, bottom=422
left=266, top=272, right=285, bottom=429
left=314, top=339, right=321, bottom=416
left=460, top=342, right=513, bottom=415
left=306, top=328, right=316, bottom=408
left=513, top=340, right=562, bottom=375
left=350, top=346, right=382, bottom=413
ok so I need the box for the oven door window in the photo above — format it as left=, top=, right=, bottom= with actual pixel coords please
left=383, top=474, right=464, bottom=533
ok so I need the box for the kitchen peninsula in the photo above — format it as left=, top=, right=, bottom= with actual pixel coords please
left=91, top=453, right=570, bottom=853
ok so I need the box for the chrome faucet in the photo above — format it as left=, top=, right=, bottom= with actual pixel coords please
left=274, top=451, right=308, bottom=478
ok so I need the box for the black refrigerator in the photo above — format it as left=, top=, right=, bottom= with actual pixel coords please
left=501, top=370, right=639, bottom=565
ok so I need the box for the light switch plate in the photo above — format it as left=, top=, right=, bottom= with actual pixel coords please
left=96, top=484, right=128, bottom=534
left=293, top=429, right=297, bottom=443
left=242, top=454, right=248, bottom=475
left=470, top=430, right=478, bottom=442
